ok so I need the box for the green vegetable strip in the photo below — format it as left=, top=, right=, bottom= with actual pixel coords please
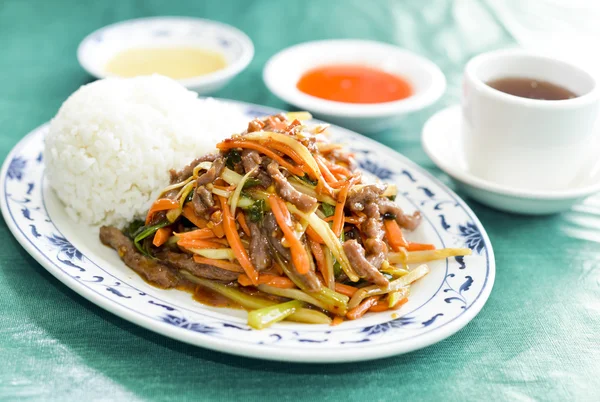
left=321, top=203, right=336, bottom=217
left=388, top=289, right=408, bottom=308
left=312, top=286, right=349, bottom=304
left=347, top=265, right=428, bottom=309
left=257, top=285, right=331, bottom=313
left=229, top=166, right=257, bottom=216
left=286, top=203, right=358, bottom=282
left=181, top=271, right=272, bottom=309
left=288, top=178, right=337, bottom=205
left=133, top=220, right=170, bottom=256
left=248, top=199, right=266, bottom=223
left=387, top=248, right=472, bottom=264
left=286, top=308, right=332, bottom=325
left=247, top=300, right=304, bottom=329
left=181, top=272, right=332, bottom=325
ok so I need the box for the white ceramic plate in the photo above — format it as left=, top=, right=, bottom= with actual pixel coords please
left=422, top=105, right=600, bottom=214
left=0, top=100, right=494, bottom=363
left=78, top=17, right=254, bottom=94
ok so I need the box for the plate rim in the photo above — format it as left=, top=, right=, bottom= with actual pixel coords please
left=0, top=99, right=495, bottom=363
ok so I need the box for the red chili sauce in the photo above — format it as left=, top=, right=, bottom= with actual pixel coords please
left=297, top=64, right=413, bottom=104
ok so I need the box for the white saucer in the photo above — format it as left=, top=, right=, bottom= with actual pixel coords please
left=422, top=105, right=600, bottom=214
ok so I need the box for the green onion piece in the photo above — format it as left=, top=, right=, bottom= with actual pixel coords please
left=243, top=178, right=262, bottom=189
left=248, top=199, right=266, bottom=223
left=333, top=258, right=342, bottom=277
left=185, top=189, right=195, bottom=203
left=124, top=220, right=144, bottom=240
left=133, top=220, right=170, bottom=256
left=321, top=203, right=336, bottom=217
left=225, top=149, right=241, bottom=170
left=298, top=174, right=318, bottom=186
left=236, top=196, right=255, bottom=209
left=247, top=300, right=304, bottom=330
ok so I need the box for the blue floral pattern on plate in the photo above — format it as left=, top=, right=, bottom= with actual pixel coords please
left=0, top=101, right=494, bottom=362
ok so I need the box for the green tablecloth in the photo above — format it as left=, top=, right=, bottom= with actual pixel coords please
left=1, top=1, right=598, bottom=400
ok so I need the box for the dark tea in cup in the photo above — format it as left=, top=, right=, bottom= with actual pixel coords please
left=486, top=77, right=577, bottom=100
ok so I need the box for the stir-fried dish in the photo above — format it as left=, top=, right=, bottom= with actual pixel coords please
left=100, top=113, right=471, bottom=329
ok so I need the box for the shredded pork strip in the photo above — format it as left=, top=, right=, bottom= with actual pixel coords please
left=99, top=226, right=180, bottom=288
left=267, top=161, right=317, bottom=212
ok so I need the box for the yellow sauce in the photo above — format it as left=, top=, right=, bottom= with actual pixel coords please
left=105, top=47, right=227, bottom=79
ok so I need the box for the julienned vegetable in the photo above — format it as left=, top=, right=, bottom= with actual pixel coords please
left=248, top=300, right=304, bottom=329
left=100, top=113, right=473, bottom=330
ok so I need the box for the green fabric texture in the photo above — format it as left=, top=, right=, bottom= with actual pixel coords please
left=0, top=0, right=598, bottom=400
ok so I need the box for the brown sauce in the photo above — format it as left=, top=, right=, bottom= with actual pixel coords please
left=486, top=77, right=577, bottom=100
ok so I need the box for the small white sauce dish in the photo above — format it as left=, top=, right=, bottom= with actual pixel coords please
left=263, top=40, right=446, bottom=134
left=77, top=17, right=254, bottom=94
left=422, top=105, right=600, bottom=215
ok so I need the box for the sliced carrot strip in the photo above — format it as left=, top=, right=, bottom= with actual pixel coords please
left=152, top=227, right=172, bottom=247
left=332, top=180, right=353, bottom=237
left=267, top=141, right=304, bottom=165
left=346, top=296, right=380, bottom=320
left=306, top=226, right=325, bottom=244
left=181, top=204, right=209, bottom=229
left=384, top=219, right=408, bottom=251
left=146, top=198, right=179, bottom=224
left=177, top=239, right=225, bottom=249
left=315, top=156, right=338, bottom=185
left=174, top=228, right=215, bottom=240
left=260, top=274, right=296, bottom=289
left=321, top=157, right=352, bottom=177
left=391, top=297, right=409, bottom=310
left=210, top=221, right=225, bottom=238
left=268, top=195, right=311, bottom=275
left=368, top=301, right=390, bottom=312
left=236, top=211, right=251, bottom=237
left=219, top=196, right=259, bottom=285
left=193, top=255, right=244, bottom=272
left=331, top=316, right=344, bottom=326
left=334, top=282, right=358, bottom=297
left=238, top=274, right=296, bottom=289
left=203, top=237, right=229, bottom=246
left=406, top=242, right=436, bottom=251
left=217, top=140, right=305, bottom=176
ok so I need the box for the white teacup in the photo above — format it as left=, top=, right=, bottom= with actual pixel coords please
left=462, top=49, right=600, bottom=191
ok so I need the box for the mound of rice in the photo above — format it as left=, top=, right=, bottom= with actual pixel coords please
left=44, top=75, right=249, bottom=227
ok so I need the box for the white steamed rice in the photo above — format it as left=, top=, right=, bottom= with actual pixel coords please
left=44, top=75, right=249, bottom=228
